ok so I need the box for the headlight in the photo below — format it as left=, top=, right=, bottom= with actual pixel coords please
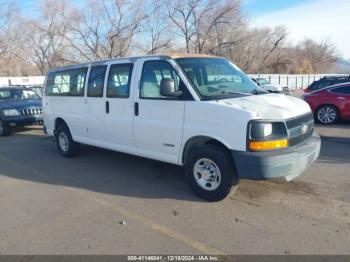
left=2, top=109, right=20, bottom=116
left=248, top=121, right=288, bottom=151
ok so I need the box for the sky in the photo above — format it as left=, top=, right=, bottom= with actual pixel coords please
left=244, top=0, right=350, bottom=59
left=17, top=0, right=350, bottom=59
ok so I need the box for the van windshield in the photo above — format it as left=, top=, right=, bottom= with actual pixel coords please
left=176, top=58, right=262, bottom=100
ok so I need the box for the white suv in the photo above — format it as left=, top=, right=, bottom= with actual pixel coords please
left=43, top=54, right=321, bottom=201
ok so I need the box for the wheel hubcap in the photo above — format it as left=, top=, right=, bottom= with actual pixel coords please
left=58, top=132, right=69, bottom=152
left=318, top=107, right=336, bottom=124
left=193, top=158, right=221, bottom=191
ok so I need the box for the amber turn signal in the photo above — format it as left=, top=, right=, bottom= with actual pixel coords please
left=249, top=139, right=288, bottom=151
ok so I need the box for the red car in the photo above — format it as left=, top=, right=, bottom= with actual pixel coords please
left=303, top=82, right=350, bottom=124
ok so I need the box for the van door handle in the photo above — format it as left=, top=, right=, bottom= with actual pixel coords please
left=106, top=101, right=110, bottom=114
left=134, top=102, right=139, bottom=116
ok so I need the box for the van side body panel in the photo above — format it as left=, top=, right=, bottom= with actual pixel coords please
left=43, top=97, right=86, bottom=140
left=180, top=100, right=254, bottom=163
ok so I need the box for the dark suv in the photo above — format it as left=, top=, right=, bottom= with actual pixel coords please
left=305, top=75, right=350, bottom=93
left=0, top=87, right=42, bottom=136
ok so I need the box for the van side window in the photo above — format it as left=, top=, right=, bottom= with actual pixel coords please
left=107, top=63, right=133, bottom=98
left=87, top=65, right=107, bottom=97
left=46, top=68, right=87, bottom=96
left=140, top=61, right=186, bottom=99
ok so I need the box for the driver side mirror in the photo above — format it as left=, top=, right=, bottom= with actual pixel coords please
left=160, top=78, right=183, bottom=97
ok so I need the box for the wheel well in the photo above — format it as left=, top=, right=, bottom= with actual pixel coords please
left=55, top=118, right=68, bottom=130
left=182, top=136, right=230, bottom=165
left=317, top=103, right=339, bottom=111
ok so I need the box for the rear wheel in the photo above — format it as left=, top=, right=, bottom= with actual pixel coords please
left=316, top=105, right=339, bottom=124
left=0, top=119, right=10, bottom=136
left=55, top=124, right=80, bottom=157
left=185, top=144, right=239, bottom=201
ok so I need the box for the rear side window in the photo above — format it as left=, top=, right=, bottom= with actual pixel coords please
left=107, top=63, right=133, bottom=98
left=316, top=81, right=331, bottom=90
left=331, top=86, right=350, bottom=95
left=46, top=68, right=87, bottom=96
left=87, top=65, right=107, bottom=97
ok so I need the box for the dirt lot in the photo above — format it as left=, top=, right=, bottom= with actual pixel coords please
left=0, top=123, right=349, bottom=255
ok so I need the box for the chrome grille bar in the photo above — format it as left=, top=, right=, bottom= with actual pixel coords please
left=19, top=107, right=42, bottom=116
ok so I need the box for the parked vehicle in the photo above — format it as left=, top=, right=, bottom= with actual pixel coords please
left=304, top=75, right=350, bottom=93
left=8, top=85, right=44, bottom=97
left=27, top=85, right=44, bottom=97
left=303, top=82, right=350, bottom=124
left=251, top=77, right=289, bottom=94
left=43, top=54, right=321, bottom=201
left=0, top=86, right=43, bottom=136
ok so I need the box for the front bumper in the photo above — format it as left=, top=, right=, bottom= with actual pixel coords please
left=232, top=132, right=321, bottom=180
left=2, top=115, right=43, bottom=127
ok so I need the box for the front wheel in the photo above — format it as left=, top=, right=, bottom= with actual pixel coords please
left=185, top=144, right=239, bottom=202
left=316, top=105, right=339, bottom=124
left=55, top=124, right=80, bottom=157
left=0, top=119, right=10, bottom=136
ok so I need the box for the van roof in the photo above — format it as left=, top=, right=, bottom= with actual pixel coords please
left=47, top=53, right=219, bottom=72
left=168, top=53, right=218, bottom=59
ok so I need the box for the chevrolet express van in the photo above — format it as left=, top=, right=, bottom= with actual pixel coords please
left=43, top=54, right=321, bottom=201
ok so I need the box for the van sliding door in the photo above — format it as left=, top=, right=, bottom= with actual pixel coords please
left=85, top=65, right=108, bottom=144
left=104, top=62, right=134, bottom=150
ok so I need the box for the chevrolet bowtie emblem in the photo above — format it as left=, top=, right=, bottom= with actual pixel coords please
left=301, top=124, right=308, bottom=134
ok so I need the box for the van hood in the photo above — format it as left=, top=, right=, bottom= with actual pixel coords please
left=219, top=94, right=311, bottom=120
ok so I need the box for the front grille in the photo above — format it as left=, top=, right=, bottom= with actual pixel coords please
left=286, top=113, right=313, bottom=129
left=287, top=113, right=314, bottom=146
left=289, top=129, right=313, bottom=146
left=19, top=108, right=42, bottom=116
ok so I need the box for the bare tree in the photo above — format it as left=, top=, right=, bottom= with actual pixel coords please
left=294, top=39, right=338, bottom=73
left=0, top=0, right=341, bottom=76
left=66, top=0, right=147, bottom=61
left=141, top=0, right=172, bottom=54
left=24, top=0, right=76, bottom=74
left=0, top=0, right=16, bottom=57
left=166, top=0, right=198, bottom=53
left=0, top=1, right=39, bottom=76
left=225, top=26, right=289, bottom=73
left=192, top=0, right=242, bottom=53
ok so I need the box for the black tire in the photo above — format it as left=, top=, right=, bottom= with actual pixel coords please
left=315, top=105, right=339, bottom=125
left=55, top=123, right=80, bottom=157
left=0, top=119, right=10, bottom=136
left=185, top=144, right=239, bottom=202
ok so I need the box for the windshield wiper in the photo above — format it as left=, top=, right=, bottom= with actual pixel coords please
left=221, top=90, right=252, bottom=96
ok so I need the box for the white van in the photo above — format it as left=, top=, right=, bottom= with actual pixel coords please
left=43, top=54, right=321, bottom=201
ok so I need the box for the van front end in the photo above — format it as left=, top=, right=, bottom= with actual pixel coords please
left=232, top=113, right=321, bottom=181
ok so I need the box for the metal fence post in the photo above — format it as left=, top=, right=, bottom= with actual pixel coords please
left=279, top=75, right=281, bottom=84
left=287, top=76, right=289, bottom=87
left=301, top=76, right=304, bottom=89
